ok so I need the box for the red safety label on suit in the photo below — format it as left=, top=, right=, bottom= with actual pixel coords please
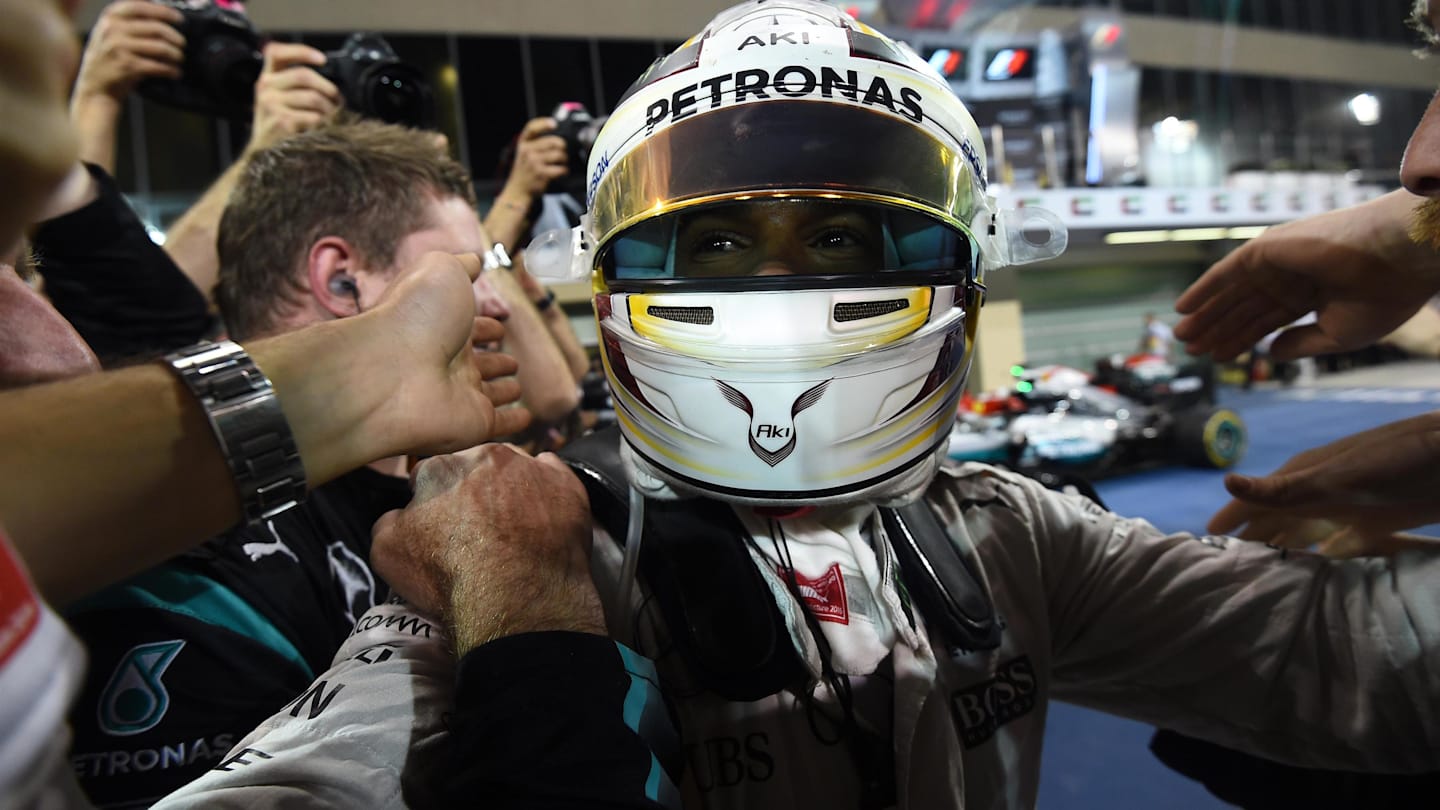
left=779, top=561, right=850, bottom=625
left=0, top=527, right=40, bottom=668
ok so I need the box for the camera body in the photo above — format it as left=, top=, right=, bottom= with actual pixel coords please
left=549, top=102, right=607, bottom=197
left=138, top=0, right=261, bottom=120
left=138, top=1, right=433, bottom=128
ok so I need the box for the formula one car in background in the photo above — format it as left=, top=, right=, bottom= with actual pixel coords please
left=947, top=356, right=1246, bottom=478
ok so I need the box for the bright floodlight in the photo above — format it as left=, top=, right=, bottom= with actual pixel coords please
left=1152, top=116, right=1198, bottom=153
left=1348, top=93, right=1380, bottom=126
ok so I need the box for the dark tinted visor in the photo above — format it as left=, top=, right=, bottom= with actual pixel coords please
left=602, top=198, right=973, bottom=287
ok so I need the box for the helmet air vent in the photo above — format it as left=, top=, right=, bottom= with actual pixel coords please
left=834, top=299, right=907, bottom=322
left=647, top=305, right=715, bottom=325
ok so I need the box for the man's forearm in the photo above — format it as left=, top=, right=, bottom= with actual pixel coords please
left=0, top=314, right=394, bottom=607
left=540, top=303, right=590, bottom=382
left=486, top=269, right=580, bottom=422
left=69, top=94, right=124, bottom=175
left=163, top=157, right=249, bottom=305
left=480, top=189, right=534, bottom=256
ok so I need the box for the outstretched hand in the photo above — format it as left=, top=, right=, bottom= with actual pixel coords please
left=364, top=251, right=533, bottom=457
left=1174, top=191, right=1440, bottom=361
left=1208, top=411, right=1440, bottom=539
left=371, top=443, right=602, bottom=656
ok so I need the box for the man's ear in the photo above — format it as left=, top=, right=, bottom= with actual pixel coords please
left=307, top=236, right=363, bottom=317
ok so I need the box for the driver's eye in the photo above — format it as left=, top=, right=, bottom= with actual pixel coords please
left=812, top=228, right=861, bottom=249
left=694, top=232, right=747, bottom=255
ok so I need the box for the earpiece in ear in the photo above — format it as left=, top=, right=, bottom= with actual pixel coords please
left=329, top=275, right=362, bottom=314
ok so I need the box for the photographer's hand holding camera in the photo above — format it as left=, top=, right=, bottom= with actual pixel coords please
left=37, top=0, right=185, bottom=221
left=166, top=40, right=342, bottom=303
left=71, top=0, right=185, bottom=173
left=245, top=42, right=342, bottom=157
left=484, top=116, right=569, bottom=252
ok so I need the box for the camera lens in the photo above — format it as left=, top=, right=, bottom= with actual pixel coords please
left=362, top=65, right=432, bottom=127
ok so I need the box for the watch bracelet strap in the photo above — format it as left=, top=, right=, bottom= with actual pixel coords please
left=164, top=341, right=308, bottom=523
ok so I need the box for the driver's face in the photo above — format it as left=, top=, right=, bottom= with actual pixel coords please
left=673, top=199, right=884, bottom=278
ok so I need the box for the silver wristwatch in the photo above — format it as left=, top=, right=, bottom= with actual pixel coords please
left=164, top=341, right=307, bottom=523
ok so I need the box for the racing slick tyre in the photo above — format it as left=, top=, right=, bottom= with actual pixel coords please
left=1174, top=406, right=1246, bottom=469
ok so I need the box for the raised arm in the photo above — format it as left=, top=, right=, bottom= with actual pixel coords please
left=482, top=116, right=568, bottom=251
left=1174, top=190, right=1440, bottom=361
left=515, top=252, right=589, bottom=382
left=1, top=252, right=529, bottom=606
left=163, top=42, right=341, bottom=302
left=1005, top=471, right=1440, bottom=772
left=69, top=0, right=185, bottom=173
left=477, top=257, right=583, bottom=423
left=1203, top=411, right=1440, bottom=552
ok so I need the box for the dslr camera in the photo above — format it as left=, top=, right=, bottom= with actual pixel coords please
left=139, top=0, right=433, bottom=128
left=548, top=102, right=607, bottom=198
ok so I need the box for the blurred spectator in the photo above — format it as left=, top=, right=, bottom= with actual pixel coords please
left=69, top=0, right=186, bottom=175
left=67, top=2, right=343, bottom=308
left=1138, top=312, right=1174, bottom=358
left=28, top=4, right=347, bottom=366
left=52, top=120, right=533, bottom=806
left=30, top=161, right=217, bottom=365
left=163, top=41, right=342, bottom=306
left=1160, top=2, right=1440, bottom=804
left=483, top=115, right=569, bottom=252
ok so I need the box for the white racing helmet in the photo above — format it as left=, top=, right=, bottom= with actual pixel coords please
left=531, top=0, right=1066, bottom=506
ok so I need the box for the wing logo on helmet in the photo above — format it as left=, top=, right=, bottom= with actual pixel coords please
left=716, top=378, right=831, bottom=467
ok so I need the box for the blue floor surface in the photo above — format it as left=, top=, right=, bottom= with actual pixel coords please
left=1037, top=385, right=1438, bottom=809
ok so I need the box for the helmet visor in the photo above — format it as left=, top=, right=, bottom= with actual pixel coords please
left=589, top=99, right=983, bottom=253
left=602, top=197, right=975, bottom=288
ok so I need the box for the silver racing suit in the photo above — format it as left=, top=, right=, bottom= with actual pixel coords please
left=157, top=463, right=1440, bottom=808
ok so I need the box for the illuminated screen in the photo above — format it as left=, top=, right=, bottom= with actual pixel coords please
left=921, top=46, right=967, bottom=79
left=982, top=47, right=1036, bottom=81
